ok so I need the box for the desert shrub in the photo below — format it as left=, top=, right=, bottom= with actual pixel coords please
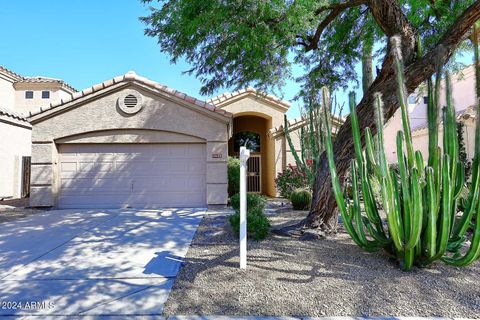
left=275, top=164, right=309, bottom=199
left=229, top=206, right=271, bottom=240
left=227, top=156, right=240, bottom=196
left=230, top=193, right=266, bottom=213
left=290, top=188, right=312, bottom=210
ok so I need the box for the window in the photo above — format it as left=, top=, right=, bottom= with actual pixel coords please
left=25, top=91, right=33, bottom=99
left=407, top=95, right=416, bottom=104
left=423, top=96, right=428, bottom=104
left=233, top=131, right=261, bottom=152
left=41, top=91, right=50, bottom=99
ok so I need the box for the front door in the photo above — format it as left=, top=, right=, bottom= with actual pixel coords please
left=247, top=154, right=261, bottom=193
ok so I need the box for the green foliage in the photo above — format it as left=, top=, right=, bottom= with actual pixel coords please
left=230, top=193, right=266, bottom=213
left=322, top=36, right=480, bottom=270
left=229, top=193, right=270, bottom=240
left=227, top=156, right=240, bottom=196
left=275, top=165, right=309, bottom=199
left=229, top=208, right=271, bottom=241
left=290, top=188, right=312, bottom=210
left=141, top=0, right=475, bottom=98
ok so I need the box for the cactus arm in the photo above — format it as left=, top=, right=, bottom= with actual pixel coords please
left=424, top=167, right=438, bottom=259
left=284, top=115, right=307, bottom=173
left=365, top=128, right=380, bottom=177
left=405, top=168, right=423, bottom=250
left=454, top=163, right=465, bottom=200
left=391, top=36, right=415, bottom=169
left=321, top=88, right=380, bottom=252
left=442, top=195, right=480, bottom=266
left=453, top=163, right=480, bottom=238
left=427, top=78, right=438, bottom=167
left=424, top=155, right=453, bottom=264
left=396, top=131, right=412, bottom=237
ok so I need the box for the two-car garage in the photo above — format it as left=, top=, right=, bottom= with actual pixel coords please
left=28, top=73, right=231, bottom=209
left=58, top=143, right=206, bottom=208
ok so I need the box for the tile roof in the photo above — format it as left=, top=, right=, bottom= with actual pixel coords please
left=208, top=87, right=291, bottom=109
left=412, top=106, right=477, bottom=133
left=269, top=114, right=345, bottom=136
left=0, top=65, right=78, bottom=93
left=0, top=106, right=29, bottom=123
left=18, top=76, right=78, bottom=93
left=0, top=66, right=23, bottom=81
left=28, top=71, right=232, bottom=119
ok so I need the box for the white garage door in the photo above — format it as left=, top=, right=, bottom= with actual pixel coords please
left=58, top=144, right=206, bottom=208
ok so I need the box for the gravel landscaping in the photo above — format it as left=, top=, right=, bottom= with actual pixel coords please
left=163, top=210, right=480, bottom=318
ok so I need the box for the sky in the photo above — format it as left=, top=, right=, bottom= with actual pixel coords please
left=0, top=1, right=304, bottom=118
left=0, top=1, right=475, bottom=120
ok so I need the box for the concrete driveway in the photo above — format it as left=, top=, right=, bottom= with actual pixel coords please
left=0, top=208, right=205, bottom=317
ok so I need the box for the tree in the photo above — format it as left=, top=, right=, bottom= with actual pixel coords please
left=141, top=0, right=480, bottom=234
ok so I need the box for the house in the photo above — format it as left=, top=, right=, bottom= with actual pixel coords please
left=26, top=71, right=340, bottom=208
left=384, top=64, right=477, bottom=163
left=0, top=66, right=76, bottom=199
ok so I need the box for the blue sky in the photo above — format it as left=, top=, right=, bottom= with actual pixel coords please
left=0, top=1, right=474, bottom=119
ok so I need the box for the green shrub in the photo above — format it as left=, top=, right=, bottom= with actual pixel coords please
left=229, top=206, right=271, bottom=240
left=227, top=156, right=240, bottom=196
left=230, top=193, right=266, bottom=213
left=290, top=188, right=312, bottom=210
left=275, top=165, right=309, bottom=199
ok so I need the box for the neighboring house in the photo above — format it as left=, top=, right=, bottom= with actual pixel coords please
left=384, top=64, right=477, bottom=163
left=0, top=66, right=76, bottom=199
left=27, top=71, right=341, bottom=209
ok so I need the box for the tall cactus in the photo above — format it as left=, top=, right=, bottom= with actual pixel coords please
left=323, top=34, right=480, bottom=270
left=284, top=95, right=343, bottom=189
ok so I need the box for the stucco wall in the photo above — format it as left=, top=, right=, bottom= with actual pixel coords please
left=219, top=96, right=286, bottom=129
left=0, top=117, right=31, bottom=198
left=0, top=75, right=16, bottom=110
left=29, top=83, right=230, bottom=207
left=14, top=87, right=73, bottom=116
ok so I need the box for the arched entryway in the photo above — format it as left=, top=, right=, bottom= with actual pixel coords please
left=228, top=114, right=275, bottom=196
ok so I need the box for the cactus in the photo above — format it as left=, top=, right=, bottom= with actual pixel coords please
left=290, top=188, right=312, bottom=210
left=322, top=34, right=480, bottom=270
left=283, top=95, right=343, bottom=188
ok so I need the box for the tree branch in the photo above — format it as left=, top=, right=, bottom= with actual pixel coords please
left=303, top=0, right=368, bottom=51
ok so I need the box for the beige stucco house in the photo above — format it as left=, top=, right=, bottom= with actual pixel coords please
left=0, top=66, right=76, bottom=199
left=25, top=71, right=326, bottom=208
left=384, top=64, right=478, bottom=163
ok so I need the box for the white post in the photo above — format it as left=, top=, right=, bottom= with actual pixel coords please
left=239, top=146, right=250, bottom=269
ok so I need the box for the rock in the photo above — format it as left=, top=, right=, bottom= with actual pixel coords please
left=299, top=229, right=326, bottom=241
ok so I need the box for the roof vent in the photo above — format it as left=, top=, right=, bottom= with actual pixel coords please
left=117, top=90, right=143, bottom=115
left=124, top=94, right=138, bottom=108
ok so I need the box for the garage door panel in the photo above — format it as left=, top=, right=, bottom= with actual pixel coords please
left=58, top=143, right=206, bottom=208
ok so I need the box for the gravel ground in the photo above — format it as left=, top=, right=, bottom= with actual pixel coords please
left=163, top=210, right=480, bottom=318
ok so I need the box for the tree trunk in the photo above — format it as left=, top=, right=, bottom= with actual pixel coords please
left=362, top=39, right=374, bottom=95
left=304, top=0, right=480, bottom=233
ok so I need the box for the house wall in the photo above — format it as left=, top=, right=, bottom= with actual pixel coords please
left=384, top=65, right=477, bottom=163
left=229, top=115, right=275, bottom=196
left=29, top=84, right=230, bottom=207
left=218, top=94, right=288, bottom=197
left=0, top=75, right=16, bottom=110
left=0, top=117, right=31, bottom=198
left=14, top=85, right=72, bottom=116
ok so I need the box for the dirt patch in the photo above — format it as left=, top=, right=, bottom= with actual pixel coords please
left=163, top=210, right=480, bottom=318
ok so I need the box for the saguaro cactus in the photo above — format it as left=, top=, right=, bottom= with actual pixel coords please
left=323, top=34, right=480, bottom=270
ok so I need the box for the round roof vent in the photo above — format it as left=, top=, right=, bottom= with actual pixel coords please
left=118, top=90, right=143, bottom=115
left=124, top=94, right=138, bottom=108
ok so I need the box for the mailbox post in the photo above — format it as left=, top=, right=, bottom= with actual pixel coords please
left=239, top=146, right=250, bottom=269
